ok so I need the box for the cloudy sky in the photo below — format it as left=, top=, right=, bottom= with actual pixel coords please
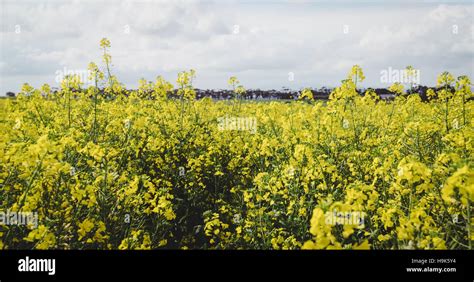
left=0, top=0, right=473, bottom=94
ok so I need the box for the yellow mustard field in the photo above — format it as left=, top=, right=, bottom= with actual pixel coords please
left=0, top=40, right=473, bottom=250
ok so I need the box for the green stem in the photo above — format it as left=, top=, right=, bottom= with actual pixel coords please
left=467, top=200, right=472, bottom=250
left=68, top=90, right=71, bottom=128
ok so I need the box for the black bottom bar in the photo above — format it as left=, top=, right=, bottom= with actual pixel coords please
left=0, top=250, right=472, bottom=281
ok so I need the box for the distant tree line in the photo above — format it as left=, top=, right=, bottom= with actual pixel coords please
left=5, top=85, right=470, bottom=102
